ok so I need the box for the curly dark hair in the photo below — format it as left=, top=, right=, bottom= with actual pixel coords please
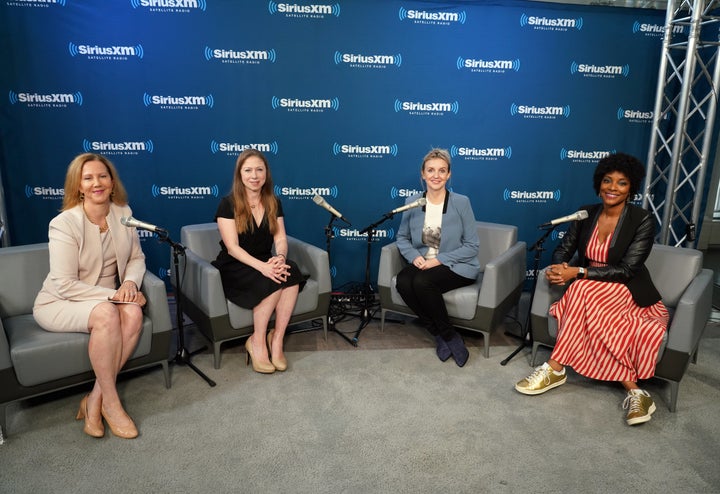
left=592, top=152, right=645, bottom=197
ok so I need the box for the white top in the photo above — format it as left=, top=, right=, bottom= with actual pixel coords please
left=422, top=201, right=443, bottom=259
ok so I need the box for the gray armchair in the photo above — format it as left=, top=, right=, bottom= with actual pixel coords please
left=378, top=221, right=527, bottom=358
left=174, top=223, right=331, bottom=369
left=0, top=243, right=173, bottom=436
left=530, top=243, right=713, bottom=412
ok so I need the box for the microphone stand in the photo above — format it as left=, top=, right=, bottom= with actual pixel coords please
left=322, top=212, right=391, bottom=346
left=323, top=215, right=351, bottom=342
left=500, top=225, right=555, bottom=366
left=159, top=232, right=216, bottom=387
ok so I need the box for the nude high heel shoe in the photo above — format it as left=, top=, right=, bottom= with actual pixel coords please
left=101, top=406, right=138, bottom=439
left=267, top=329, right=287, bottom=371
left=245, top=337, right=275, bottom=374
left=76, top=394, right=104, bottom=438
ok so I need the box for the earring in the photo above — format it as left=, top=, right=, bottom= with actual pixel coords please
left=79, top=192, right=85, bottom=201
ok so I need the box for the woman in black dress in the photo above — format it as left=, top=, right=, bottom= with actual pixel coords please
left=213, top=149, right=304, bottom=373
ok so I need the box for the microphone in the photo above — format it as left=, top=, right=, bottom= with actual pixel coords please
left=312, top=195, right=350, bottom=225
left=387, top=197, right=427, bottom=216
left=539, top=210, right=589, bottom=228
left=121, top=216, right=168, bottom=236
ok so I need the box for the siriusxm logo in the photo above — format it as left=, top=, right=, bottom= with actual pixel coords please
left=390, top=187, right=423, bottom=199
left=394, top=99, right=459, bottom=116
left=617, top=107, right=653, bottom=123
left=151, top=184, right=219, bottom=200
left=450, top=145, right=511, bottom=160
left=25, top=185, right=64, bottom=199
left=68, top=42, right=144, bottom=60
left=157, top=267, right=171, bottom=279
left=559, top=148, right=614, bottom=163
left=268, top=2, right=340, bottom=18
left=204, top=47, right=276, bottom=64
left=6, top=0, right=66, bottom=7
left=398, top=7, right=466, bottom=25
left=503, top=189, right=561, bottom=203
left=137, top=229, right=159, bottom=240
left=83, top=139, right=154, bottom=155
left=332, top=143, right=398, bottom=158
left=510, top=103, right=570, bottom=119
left=570, top=61, right=629, bottom=78
left=632, top=21, right=685, bottom=37
left=130, top=0, right=206, bottom=12
left=143, top=92, right=214, bottom=109
left=271, top=96, right=339, bottom=112
left=456, top=57, right=520, bottom=73
left=332, top=226, right=395, bottom=242
left=8, top=90, right=82, bottom=107
left=210, top=141, right=279, bottom=155
left=333, top=51, right=402, bottom=68
left=274, top=185, right=339, bottom=200
left=520, top=13, right=583, bottom=31
left=550, top=230, right=566, bottom=242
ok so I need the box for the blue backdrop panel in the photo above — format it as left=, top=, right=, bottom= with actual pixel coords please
left=0, top=0, right=667, bottom=290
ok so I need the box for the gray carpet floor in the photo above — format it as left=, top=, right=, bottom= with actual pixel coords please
left=1, top=321, right=719, bottom=494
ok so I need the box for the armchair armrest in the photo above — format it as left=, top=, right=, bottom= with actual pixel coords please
left=478, top=241, right=527, bottom=308
left=178, top=249, right=228, bottom=318
left=665, top=268, right=713, bottom=353
left=141, top=271, right=173, bottom=334
left=378, top=242, right=406, bottom=289
left=286, top=236, right=331, bottom=294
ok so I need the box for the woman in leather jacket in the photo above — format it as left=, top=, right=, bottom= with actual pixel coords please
left=514, top=153, right=669, bottom=426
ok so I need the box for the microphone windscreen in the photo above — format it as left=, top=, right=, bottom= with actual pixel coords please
left=312, top=195, right=323, bottom=205
left=578, top=210, right=589, bottom=220
left=418, top=198, right=427, bottom=206
left=120, top=216, right=130, bottom=226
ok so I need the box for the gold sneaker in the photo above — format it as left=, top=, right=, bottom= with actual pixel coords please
left=515, top=362, right=567, bottom=395
left=622, top=389, right=656, bottom=425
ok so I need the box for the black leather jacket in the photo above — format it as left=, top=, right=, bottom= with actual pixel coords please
left=552, top=202, right=661, bottom=307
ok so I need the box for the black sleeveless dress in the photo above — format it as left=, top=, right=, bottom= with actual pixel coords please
left=211, top=195, right=305, bottom=309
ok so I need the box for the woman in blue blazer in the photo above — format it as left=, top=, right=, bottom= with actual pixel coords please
left=395, top=148, right=480, bottom=366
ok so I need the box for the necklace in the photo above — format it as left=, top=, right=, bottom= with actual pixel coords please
left=83, top=205, right=109, bottom=233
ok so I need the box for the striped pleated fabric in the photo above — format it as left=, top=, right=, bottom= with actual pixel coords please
left=549, top=226, right=669, bottom=382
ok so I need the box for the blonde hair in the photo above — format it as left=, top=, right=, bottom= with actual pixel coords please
left=231, top=149, right=279, bottom=234
left=421, top=148, right=452, bottom=172
left=61, top=153, right=128, bottom=211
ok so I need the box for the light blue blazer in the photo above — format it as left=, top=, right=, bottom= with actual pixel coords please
left=396, top=191, right=480, bottom=280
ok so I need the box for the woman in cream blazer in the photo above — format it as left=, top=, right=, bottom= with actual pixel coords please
left=34, top=153, right=146, bottom=439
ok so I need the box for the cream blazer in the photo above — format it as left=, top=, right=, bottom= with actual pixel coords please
left=34, top=203, right=146, bottom=307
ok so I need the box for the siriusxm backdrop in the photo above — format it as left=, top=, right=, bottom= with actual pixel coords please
left=0, top=0, right=669, bottom=290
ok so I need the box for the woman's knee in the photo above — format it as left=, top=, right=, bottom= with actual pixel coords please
left=89, top=302, right=121, bottom=330
left=119, top=305, right=144, bottom=335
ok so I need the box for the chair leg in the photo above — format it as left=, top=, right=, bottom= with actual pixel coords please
left=0, top=403, right=6, bottom=439
left=213, top=342, right=222, bottom=369
left=380, top=309, right=386, bottom=332
left=531, top=342, right=540, bottom=367
left=667, top=380, right=679, bottom=413
left=161, top=360, right=171, bottom=389
left=322, top=315, right=328, bottom=341
left=482, top=332, right=490, bottom=358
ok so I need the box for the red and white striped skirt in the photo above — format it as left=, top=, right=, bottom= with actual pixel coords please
left=549, top=279, right=669, bottom=382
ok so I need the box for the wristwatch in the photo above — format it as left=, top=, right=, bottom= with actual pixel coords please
left=577, top=267, right=586, bottom=279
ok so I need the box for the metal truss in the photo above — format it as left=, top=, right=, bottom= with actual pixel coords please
left=643, top=0, right=720, bottom=247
